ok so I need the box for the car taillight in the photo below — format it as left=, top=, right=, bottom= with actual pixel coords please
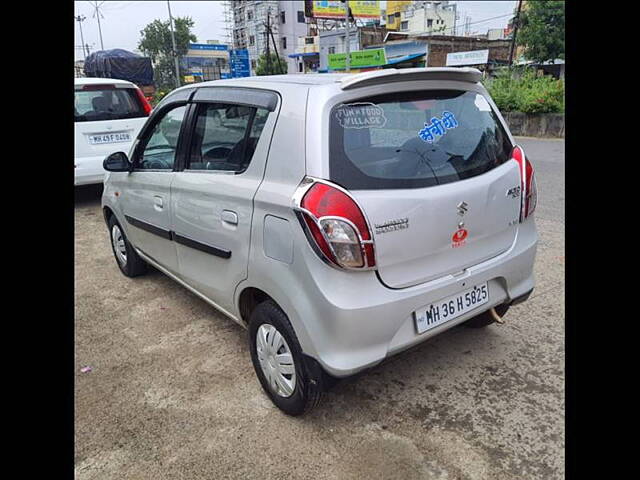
left=295, top=180, right=375, bottom=270
left=512, top=145, right=537, bottom=221
left=133, top=87, right=153, bottom=116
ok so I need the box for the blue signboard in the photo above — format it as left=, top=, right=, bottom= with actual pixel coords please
left=230, top=49, right=251, bottom=78
left=188, top=43, right=228, bottom=51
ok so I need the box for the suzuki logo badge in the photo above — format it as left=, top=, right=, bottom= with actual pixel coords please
left=457, top=201, right=468, bottom=216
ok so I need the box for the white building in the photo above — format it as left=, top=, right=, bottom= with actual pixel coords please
left=396, top=1, right=457, bottom=36
left=229, top=0, right=308, bottom=75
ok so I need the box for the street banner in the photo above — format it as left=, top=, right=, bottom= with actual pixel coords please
left=230, top=49, right=251, bottom=77
left=311, top=1, right=380, bottom=20
left=446, top=49, right=489, bottom=67
left=328, top=48, right=386, bottom=70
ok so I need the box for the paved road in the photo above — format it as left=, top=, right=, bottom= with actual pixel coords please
left=74, top=137, right=564, bottom=480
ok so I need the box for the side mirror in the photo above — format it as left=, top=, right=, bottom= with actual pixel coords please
left=103, top=152, right=132, bottom=172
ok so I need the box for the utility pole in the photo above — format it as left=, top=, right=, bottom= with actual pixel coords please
left=509, top=0, right=523, bottom=67
left=343, top=0, right=350, bottom=72
left=91, top=2, right=105, bottom=50
left=167, top=1, right=181, bottom=88
left=75, top=14, right=88, bottom=58
left=268, top=20, right=284, bottom=74
left=266, top=9, right=271, bottom=74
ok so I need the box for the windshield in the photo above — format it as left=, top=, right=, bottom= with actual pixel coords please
left=329, top=90, right=513, bottom=190
left=75, top=88, right=146, bottom=122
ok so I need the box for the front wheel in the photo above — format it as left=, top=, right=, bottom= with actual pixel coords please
left=248, top=300, right=324, bottom=416
left=108, top=216, right=147, bottom=278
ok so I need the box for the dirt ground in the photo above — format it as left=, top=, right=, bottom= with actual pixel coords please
left=75, top=137, right=564, bottom=480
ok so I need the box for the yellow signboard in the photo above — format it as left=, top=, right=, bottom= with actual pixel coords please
left=312, top=1, right=380, bottom=20
left=183, top=75, right=195, bottom=83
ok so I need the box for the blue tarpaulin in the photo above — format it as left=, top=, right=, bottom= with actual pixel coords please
left=84, top=49, right=154, bottom=85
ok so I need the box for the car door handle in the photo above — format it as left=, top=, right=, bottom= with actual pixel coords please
left=221, top=210, right=238, bottom=225
left=154, top=195, right=163, bottom=211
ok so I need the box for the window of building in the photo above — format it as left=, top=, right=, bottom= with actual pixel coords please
left=427, top=19, right=433, bottom=28
left=251, top=59, right=256, bottom=69
left=328, top=46, right=336, bottom=55
left=282, top=37, right=287, bottom=50
left=280, top=11, right=285, bottom=23
left=298, top=11, right=305, bottom=23
left=247, top=10, right=253, bottom=20
left=400, top=20, right=408, bottom=31
left=249, top=35, right=255, bottom=46
left=388, top=14, right=394, bottom=23
left=305, top=37, right=315, bottom=45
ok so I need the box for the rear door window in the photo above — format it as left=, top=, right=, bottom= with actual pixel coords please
left=186, top=103, right=269, bottom=173
left=329, top=90, right=513, bottom=190
left=75, top=87, right=146, bottom=122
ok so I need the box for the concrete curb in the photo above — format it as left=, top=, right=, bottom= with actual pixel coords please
left=503, top=112, right=564, bottom=138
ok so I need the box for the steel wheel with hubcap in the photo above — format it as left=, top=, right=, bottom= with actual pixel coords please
left=111, top=224, right=127, bottom=267
left=107, top=215, right=147, bottom=278
left=256, top=323, right=296, bottom=397
left=248, top=300, right=325, bottom=416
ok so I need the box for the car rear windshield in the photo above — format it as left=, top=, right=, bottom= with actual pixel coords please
left=329, top=90, right=513, bottom=190
left=75, top=87, right=146, bottom=122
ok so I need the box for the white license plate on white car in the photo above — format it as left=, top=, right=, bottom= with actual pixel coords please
left=414, top=283, right=489, bottom=334
left=88, top=132, right=131, bottom=145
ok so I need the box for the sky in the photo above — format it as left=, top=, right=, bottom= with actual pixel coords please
left=74, top=1, right=517, bottom=61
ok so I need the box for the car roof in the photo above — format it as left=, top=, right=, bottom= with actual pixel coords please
left=193, top=73, right=351, bottom=89
left=75, top=77, right=136, bottom=86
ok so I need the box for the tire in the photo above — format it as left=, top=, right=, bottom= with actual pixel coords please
left=248, top=300, right=323, bottom=416
left=464, top=303, right=510, bottom=328
left=107, top=215, right=147, bottom=278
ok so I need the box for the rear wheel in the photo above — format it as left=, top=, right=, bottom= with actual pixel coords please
left=248, top=300, right=323, bottom=416
left=464, top=303, right=510, bottom=328
left=108, top=216, right=147, bottom=278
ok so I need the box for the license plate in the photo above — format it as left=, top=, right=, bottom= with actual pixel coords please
left=88, top=132, right=131, bottom=145
left=414, top=283, right=489, bottom=334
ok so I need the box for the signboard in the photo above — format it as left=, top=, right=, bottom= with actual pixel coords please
left=311, top=1, right=380, bottom=20
left=183, top=75, right=195, bottom=83
left=188, top=43, right=228, bottom=51
left=328, top=48, right=386, bottom=70
left=446, top=49, right=489, bottom=67
left=230, top=48, right=251, bottom=77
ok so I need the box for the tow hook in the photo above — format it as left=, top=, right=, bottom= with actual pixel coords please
left=490, top=307, right=505, bottom=325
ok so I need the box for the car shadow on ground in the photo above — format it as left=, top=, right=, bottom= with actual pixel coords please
left=75, top=184, right=103, bottom=208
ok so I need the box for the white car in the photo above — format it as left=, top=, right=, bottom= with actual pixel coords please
left=75, top=78, right=152, bottom=186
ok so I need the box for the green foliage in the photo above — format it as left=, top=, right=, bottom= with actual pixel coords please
left=138, top=17, right=197, bottom=89
left=516, top=1, right=565, bottom=64
left=150, top=88, right=171, bottom=107
left=486, top=68, right=564, bottom=114
left=255, top=53, right=287, bottom=76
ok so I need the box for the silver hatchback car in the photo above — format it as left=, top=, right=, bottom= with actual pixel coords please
left=102, top=68, right=538, bottom=416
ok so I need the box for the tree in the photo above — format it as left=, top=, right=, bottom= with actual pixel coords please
left=255, top=52, right=287, bottom=76
left=138, top=17, right=197, bottom=89
left=516, top=1, right=565, bottom=64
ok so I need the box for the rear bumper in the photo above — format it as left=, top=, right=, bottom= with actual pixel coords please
left=294, top=216, right=538, bottom=378
left=75, top=155, right=106, bottom=186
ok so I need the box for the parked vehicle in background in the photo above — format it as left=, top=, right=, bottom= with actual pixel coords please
left=83, top=49, right=156, bottom=101
left=101, top=68, right=538, bottom=416
left=75, top=78, right=152, bottom=186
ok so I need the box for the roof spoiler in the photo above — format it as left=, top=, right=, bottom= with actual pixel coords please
left=339, top=67, right=483, bottom=90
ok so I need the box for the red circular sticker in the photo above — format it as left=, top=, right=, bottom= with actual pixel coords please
left=452, top=229, right=468, bottom=242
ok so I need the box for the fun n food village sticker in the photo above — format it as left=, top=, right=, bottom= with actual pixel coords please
left=418, top=111, right=458, bottom=143
left=334, top=103, right=387, bottom=129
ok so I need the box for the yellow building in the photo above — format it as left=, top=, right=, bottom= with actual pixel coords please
left=385, top=1, right=412, bottom=31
